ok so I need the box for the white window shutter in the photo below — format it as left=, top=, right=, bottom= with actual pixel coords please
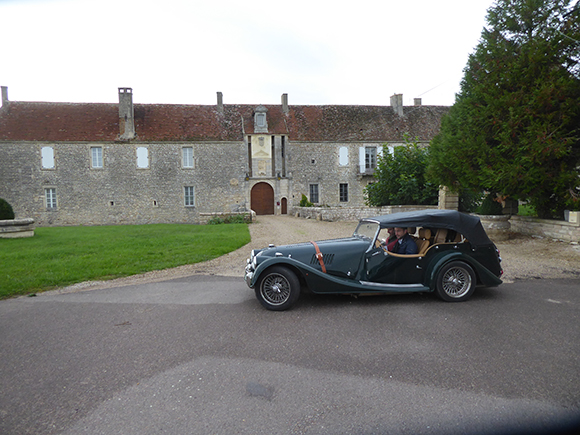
left=359, top=147, right=365, bottom=173
left=377, top=146, right=383, bottom=159
left=339, top=147, right=349, bottom=166
left=41, top=146, right=55, bottom=169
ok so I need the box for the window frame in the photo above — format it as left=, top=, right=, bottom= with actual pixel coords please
left=91, top=146, right=103, bottom=169
left=45, top=187, right=57, bottom=209
left=309, top=183, right=319, bottom=204
left=182, top=146, right=194, bottom=169
left=365, top=146, right=377, bottom=170
left=339, top=183, right=349, bottom=202
left=184, top=186, right=195, bottom=207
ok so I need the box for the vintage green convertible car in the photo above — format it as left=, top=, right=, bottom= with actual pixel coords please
left=244, top=210, right=503, bottom=311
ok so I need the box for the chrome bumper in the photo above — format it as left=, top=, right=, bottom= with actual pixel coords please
left=244, top=261, right=254, bottom=288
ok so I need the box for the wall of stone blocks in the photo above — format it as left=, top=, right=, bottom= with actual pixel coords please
left=290, top=205, right=438, bottom=222
left=288, top=142, right=382, bottom=208
left=1, top=138, right=434, bottom=226
left=0, top=141, right=250, bottom=226
left=510, top=215, right=580, bottom=243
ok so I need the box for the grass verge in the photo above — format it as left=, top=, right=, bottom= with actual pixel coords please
left=0, top=223, right=250, bottom=299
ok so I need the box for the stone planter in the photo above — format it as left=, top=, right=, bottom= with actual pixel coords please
left=476, top=214, right=511, bottom=242
left=0, top=218, right=35, bottom=238
left=564, top=210, right=580, bottom=224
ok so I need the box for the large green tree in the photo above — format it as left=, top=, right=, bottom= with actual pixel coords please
left=428, top=0, right=580, bottom=218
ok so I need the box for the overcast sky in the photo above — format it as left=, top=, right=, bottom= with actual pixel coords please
left=1, top=0, right=496, bottom=107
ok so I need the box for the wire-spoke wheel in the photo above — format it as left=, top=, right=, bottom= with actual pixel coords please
left=256, top=266, right=301, bottom=311
left=435, top=261, right=476, bottom=302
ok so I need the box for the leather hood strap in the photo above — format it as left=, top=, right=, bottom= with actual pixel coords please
left=310, top=241, right=327, bottom=273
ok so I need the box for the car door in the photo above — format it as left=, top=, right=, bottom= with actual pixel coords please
left=364, top=247, right=424, bottom=284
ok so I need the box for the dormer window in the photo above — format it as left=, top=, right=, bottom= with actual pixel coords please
left=254, top=105, right=268, bottom=133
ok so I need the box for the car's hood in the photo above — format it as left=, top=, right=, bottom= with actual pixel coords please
left=258, top=237, right=364, bottom=256
left=256, top=237, right=370, bottom=278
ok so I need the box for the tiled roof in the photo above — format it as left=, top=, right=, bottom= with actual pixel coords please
left=0, top=101, right=449, bottom=142
left=0, top=102, right=120, bottom=142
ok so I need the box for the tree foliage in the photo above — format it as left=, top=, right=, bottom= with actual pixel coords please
left=0, top=198, right=15, bottom=220
left=428, top=0, right=580, bottom=218
left=365, top=136, right=438, bottom=206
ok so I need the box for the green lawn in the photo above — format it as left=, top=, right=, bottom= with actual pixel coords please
left=0, top=223, right=251, bottom=299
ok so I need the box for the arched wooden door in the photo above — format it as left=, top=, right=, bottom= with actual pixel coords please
left=251, top=182, right=274, bottom=215
left=281, top=197, right=287, bottom=214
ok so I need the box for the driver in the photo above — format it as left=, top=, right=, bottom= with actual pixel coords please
left=385, top=227, right=398, bottom=251
left=391, top=227, right=418, bottom=254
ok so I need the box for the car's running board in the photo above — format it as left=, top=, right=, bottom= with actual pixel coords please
left=359, top=281, right=429, bottom=291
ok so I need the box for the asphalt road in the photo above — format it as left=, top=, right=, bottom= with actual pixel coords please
left=1, top=277, right=579, bottom=435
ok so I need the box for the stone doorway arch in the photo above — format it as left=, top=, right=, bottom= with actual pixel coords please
left=251, top=182, right=275, bottom=215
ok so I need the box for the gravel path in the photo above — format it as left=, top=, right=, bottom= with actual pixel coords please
left=57, top=215, right=580, bottom=294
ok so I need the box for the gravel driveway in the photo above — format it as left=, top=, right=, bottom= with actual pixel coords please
left=58, top=215, right=580, bottom=294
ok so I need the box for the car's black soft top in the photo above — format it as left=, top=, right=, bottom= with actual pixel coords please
left=362, top=209, right=494, bottom=248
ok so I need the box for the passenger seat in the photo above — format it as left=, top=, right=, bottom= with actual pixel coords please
left=416, top=228, right=432, bottom=255
left=433, top=228, right=448, bottom=244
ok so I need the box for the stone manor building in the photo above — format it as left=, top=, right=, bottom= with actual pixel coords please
left=0, top=86, right=449, bottom=226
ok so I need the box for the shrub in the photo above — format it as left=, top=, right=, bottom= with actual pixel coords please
left=299, top=194, right=314, bottom=207
left=0, top=198, right=15, bottom=220
left=518, top=203, right=537, bottom=217
left=459, top=189, right=483, bottom=213
left=207, top=214, right=249, bottom=225
left=207, top=217, right=225, bottom=225
left=477, top=193, right=503, bottom=215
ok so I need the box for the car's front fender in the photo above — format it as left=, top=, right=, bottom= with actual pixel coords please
left=249, top=256, right=316, bottom=288
left=251, top=256, right=357, bottom=293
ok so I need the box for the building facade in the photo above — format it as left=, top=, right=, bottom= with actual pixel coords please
left=0, top=87, right=449, bottom=226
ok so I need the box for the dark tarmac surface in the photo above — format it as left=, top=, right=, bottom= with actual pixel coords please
left=1, top=276, right=579, bottom=434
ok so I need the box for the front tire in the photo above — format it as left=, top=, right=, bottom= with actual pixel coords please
left=435, top=261, right=476, bottom=302
left=255, top=266, right=301, bottom=311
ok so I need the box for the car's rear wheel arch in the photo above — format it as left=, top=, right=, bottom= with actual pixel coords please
left=434, top=260, right=477, bottom=302
left=426, top=253, right=481, bottom=288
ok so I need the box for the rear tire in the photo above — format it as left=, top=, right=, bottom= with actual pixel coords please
left=435, top=261, right=476, bottom=302
left=255, top=266, right=301, bottom=311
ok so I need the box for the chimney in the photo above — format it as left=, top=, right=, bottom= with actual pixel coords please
left=390, top=93, right=404, bottom=117
left=1, top=86, right=8, bottom=108
left=217, top=91, right=223, bottom=112
left=414, top=98, right=422, bottom=106
left=281, top=93, right=288, bottom=114
left=118, top=87, right=135, bottom=140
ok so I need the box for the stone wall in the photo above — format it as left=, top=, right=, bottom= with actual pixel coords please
left=290, top=205, right=438, bottom=222
left=0, top=218, right=35, bottom=238
left=291, top=206, right=580, bottom=243
left=0, top=141, right=250, bottom=226
left=0, top=139, right=419, bottom=226
left=289, top=141, right=375, bottom=208
left=510, top=215, right=580, bottom=243
left=288, top=141, right=411, bottom=208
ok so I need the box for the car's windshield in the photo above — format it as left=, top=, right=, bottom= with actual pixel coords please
left=353, top=221, right=380, bottom=241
